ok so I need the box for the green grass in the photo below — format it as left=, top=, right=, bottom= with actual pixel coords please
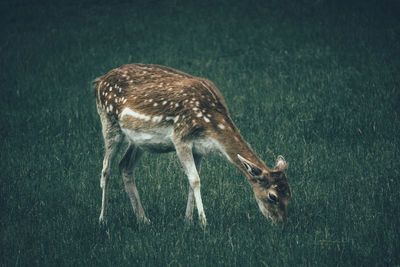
left=1, top=0, right=399, bottom=266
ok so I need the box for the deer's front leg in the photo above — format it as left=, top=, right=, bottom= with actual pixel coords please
left=175, top=142, right=207, bottom=227
left=185, top=154, right=203, bottom=223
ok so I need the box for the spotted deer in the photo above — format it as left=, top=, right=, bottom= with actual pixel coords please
left=93, top=63, right=291, bottom=227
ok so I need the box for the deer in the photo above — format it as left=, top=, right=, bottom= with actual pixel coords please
left=93, top=63, right=291, bottom=227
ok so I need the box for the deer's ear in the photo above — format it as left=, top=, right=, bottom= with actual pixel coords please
left=275, top=155, right=287, bottom=172
left=237, top=154, right=262, bottom=177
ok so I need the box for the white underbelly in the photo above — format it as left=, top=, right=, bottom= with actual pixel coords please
left=121, top=126, right=231, bottom=161
left=121, top=126, right=175, bottom=153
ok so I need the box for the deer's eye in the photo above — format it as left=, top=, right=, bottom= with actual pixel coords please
left=268, top=192, right=279, bottom=204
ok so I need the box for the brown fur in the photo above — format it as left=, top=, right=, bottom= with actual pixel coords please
left=95, top=64, right=261, bottom=169
left=94, top=63, right=291, bottom=224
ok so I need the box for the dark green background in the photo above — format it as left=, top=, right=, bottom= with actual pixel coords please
left=1, top=0, right=399, bottom=266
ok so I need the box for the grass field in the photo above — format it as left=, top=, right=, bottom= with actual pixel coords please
left=1, top=0, right=399, bottom=266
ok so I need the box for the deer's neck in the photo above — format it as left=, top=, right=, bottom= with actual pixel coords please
left=215, top=127, right=269, bottom=178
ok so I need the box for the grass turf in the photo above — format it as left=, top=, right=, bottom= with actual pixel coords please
left=1, top=0, right=399, bottom=266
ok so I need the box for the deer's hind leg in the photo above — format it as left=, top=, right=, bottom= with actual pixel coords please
left=119, top=144, right=149, bottom=224
left=98, top=111, right=123, bottom=223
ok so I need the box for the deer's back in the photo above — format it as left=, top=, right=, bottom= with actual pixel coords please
left=94, top=64, right=237, bottom=141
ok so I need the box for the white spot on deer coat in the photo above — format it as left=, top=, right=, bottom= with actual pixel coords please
left=121, top=107, right=151, bottom=121
left=152, top=115, right=163, bottom=122
left=218, top=123, right=225, bottom=129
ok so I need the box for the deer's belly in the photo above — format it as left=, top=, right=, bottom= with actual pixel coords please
left=121, top=126, right=175, bottom=153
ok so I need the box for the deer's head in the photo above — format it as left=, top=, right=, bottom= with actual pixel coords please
left=238, top=155, right=291, bottom=224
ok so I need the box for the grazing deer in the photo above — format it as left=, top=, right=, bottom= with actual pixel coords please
left=93, top=63, right=291, bottom=227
